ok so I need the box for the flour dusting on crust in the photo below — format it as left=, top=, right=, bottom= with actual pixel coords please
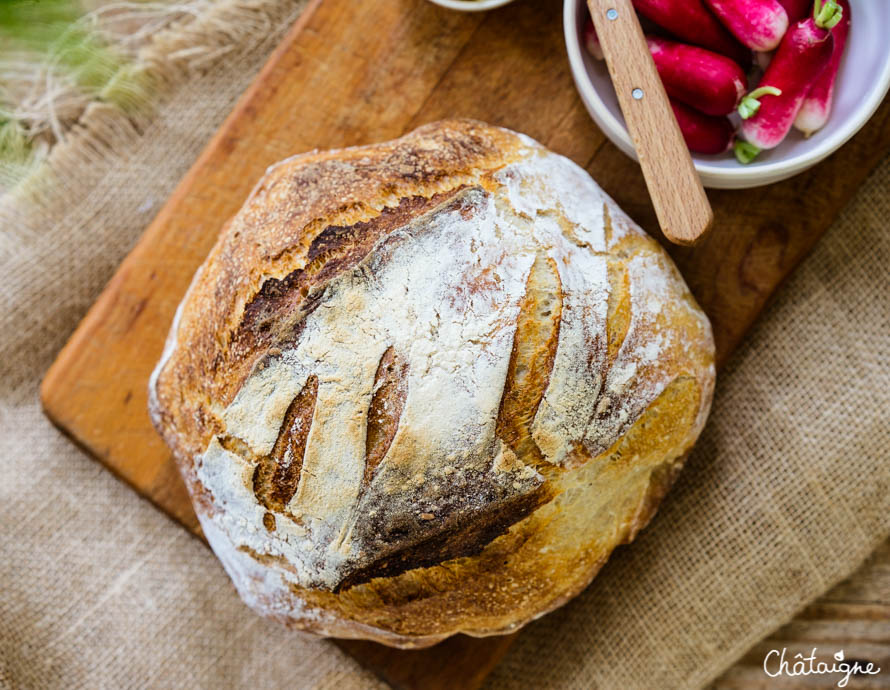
left=149, top=120, right=715, bottom=648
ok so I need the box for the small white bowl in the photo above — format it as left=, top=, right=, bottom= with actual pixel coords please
left=564, top=0, right=890, bottom=189
left=428, top=0, right=515, bottom=11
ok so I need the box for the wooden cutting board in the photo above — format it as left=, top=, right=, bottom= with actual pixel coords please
left=40, top=0, right=890, bottom=687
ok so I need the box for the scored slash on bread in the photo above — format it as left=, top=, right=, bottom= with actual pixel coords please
left=149, top=120, right=715, bottom=648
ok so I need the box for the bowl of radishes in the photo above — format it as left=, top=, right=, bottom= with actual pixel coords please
left=565, top=0, right=890, bottom=189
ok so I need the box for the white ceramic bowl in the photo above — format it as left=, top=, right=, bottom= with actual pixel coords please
left=428, top=0, right=515, bottom=11
left=564, top=0, right=890, bottom=189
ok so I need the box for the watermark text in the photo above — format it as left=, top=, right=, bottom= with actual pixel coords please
left=764, top=648, right=880, bottom=687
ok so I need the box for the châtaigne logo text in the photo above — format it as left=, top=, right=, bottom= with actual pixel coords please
left=763, top=648, right=880, bottom=687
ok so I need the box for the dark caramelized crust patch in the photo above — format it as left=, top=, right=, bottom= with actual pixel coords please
left=335, top=480, right=552, bottom=592
left=238, top=192, right=464, bottom=353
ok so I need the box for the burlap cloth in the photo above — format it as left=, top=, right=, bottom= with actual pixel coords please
left=1, top=1, right=888, bottom=688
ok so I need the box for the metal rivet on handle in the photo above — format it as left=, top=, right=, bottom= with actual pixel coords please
left=632, top=88, right=644, bottom=100
left=606, top=8, right=618, bottom=20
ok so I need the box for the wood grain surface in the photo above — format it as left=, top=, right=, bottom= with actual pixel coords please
left=40, top=0, right=890, bottom=687
left=589, top=0, right=713, bottom=244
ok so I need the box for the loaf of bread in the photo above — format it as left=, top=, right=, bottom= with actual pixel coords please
left=149, top=119, right=715, bottom=648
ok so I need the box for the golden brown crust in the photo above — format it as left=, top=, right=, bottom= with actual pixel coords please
left=496, top=253, right=563, bottom=469
left=149, top=120, right=716, bottom=648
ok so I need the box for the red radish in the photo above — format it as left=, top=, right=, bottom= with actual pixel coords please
left=584, top=18, right=604, bottom=60
left=704, top=0, right=789, bottom=51
left=671, top=99, right=735, bottom=153
left=736, top=0, right=842, bottom=161
left=777, top=0, right=812, bottom=22
left=648, top=37, right=747, bottom=115
left=632, top=0, right=751, bottom=66
left=794, top=0, right=850, bottom=136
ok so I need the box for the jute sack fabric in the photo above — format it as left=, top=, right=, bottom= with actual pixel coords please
left=0, top=0, right=888, bottom=686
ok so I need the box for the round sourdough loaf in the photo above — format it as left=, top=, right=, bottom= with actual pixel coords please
left=149, top=119, right=715, bottom=648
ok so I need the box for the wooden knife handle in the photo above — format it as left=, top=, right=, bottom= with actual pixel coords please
left=587, top=0, right=713, bottom=245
